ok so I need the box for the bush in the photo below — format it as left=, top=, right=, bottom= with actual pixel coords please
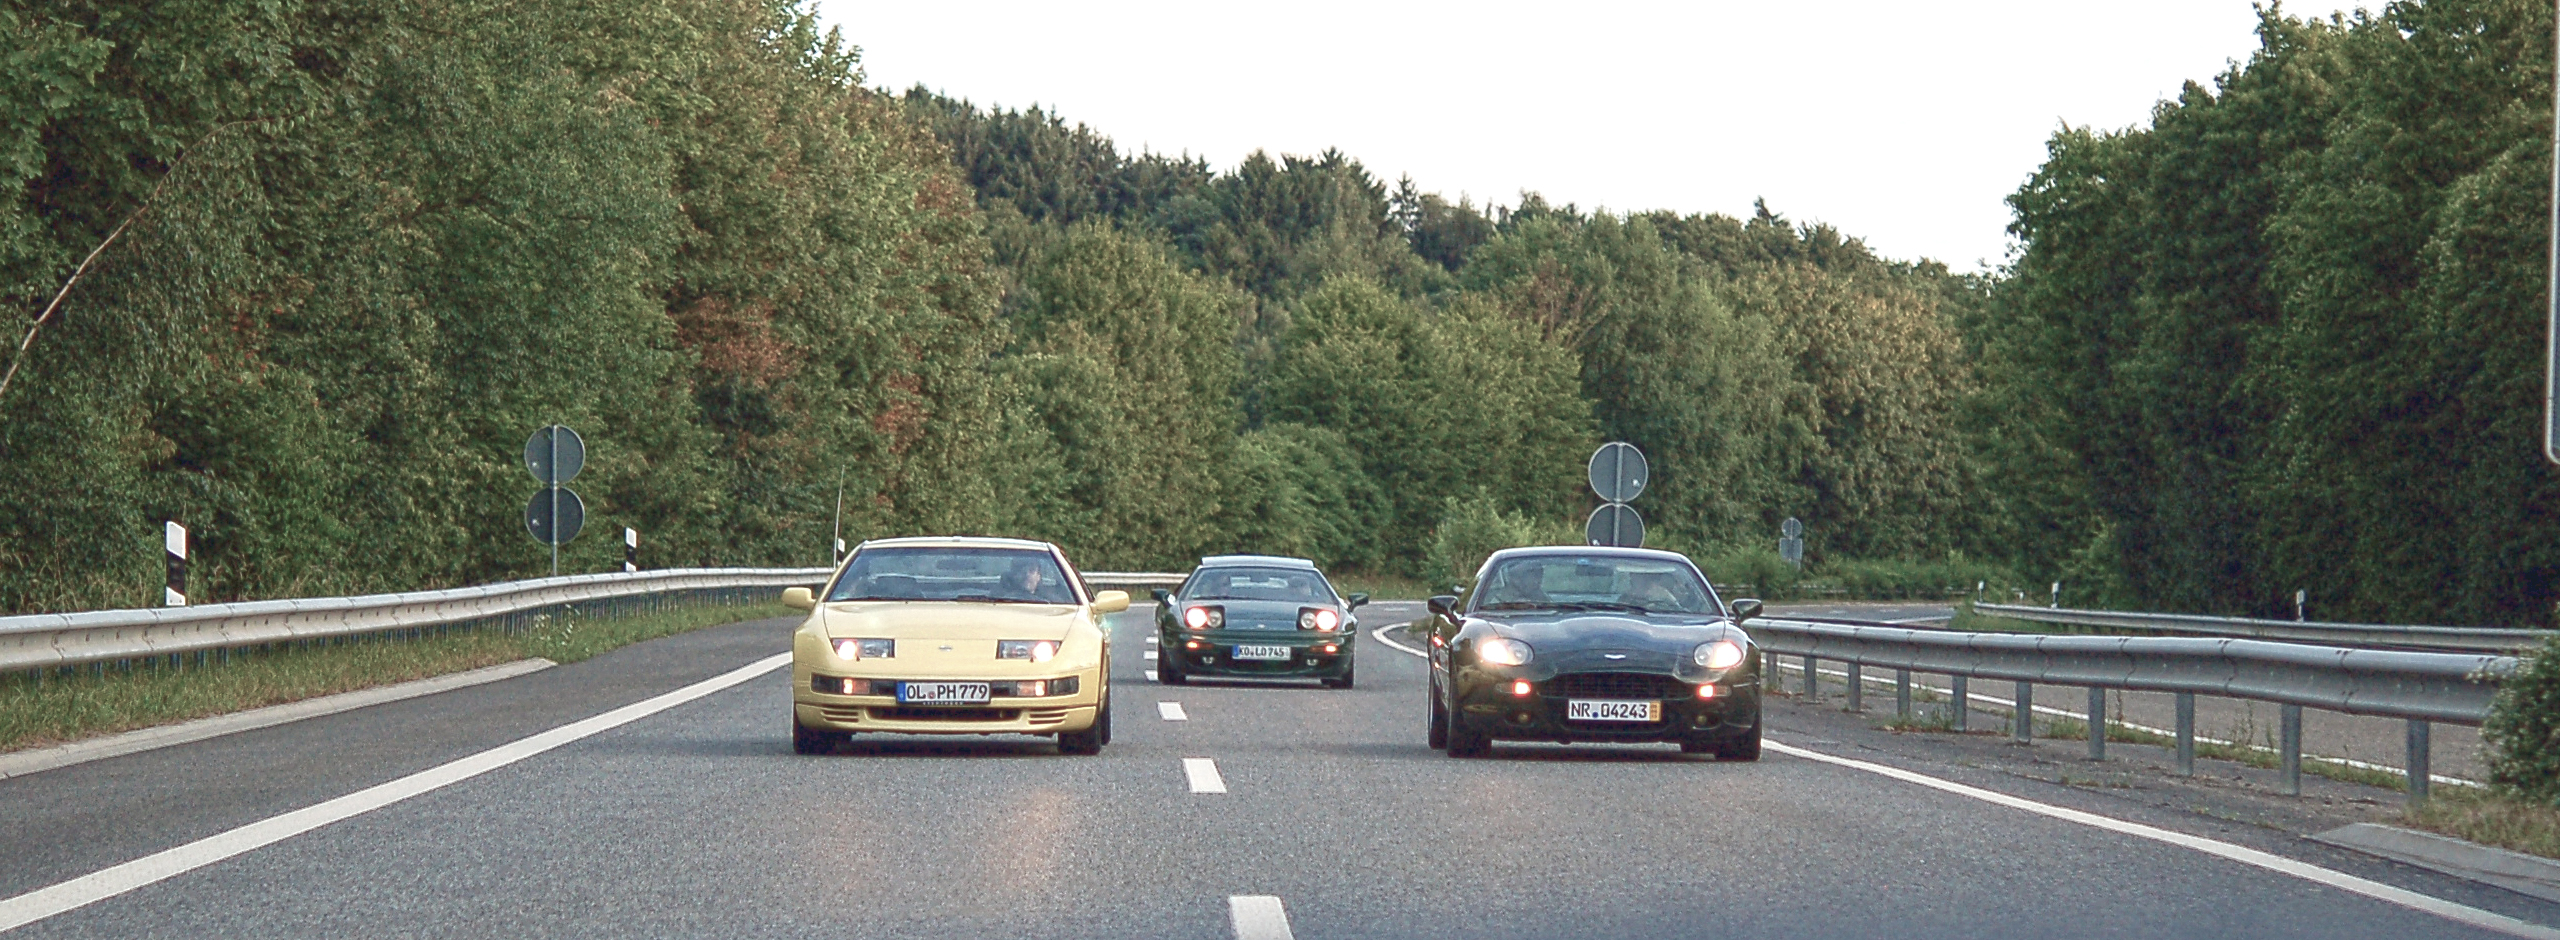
left=2485, top=636, right=2560, bottom=805
left=1424, top=489, right=1575, bottom=588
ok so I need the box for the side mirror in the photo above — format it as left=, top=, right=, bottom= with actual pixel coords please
left=782, top=587, right=816, bottom=611
left=1091, top=590, right=1131, bottom=615
left=1730, top=597, right=1763, bottom=624
left=1427, top=594, right=1461, bottom=625
left=1149, top=588, right=1173, bottom=605
left=1346, top=592, right=1370, bottom=610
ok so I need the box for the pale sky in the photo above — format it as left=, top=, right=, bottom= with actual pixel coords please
left=814, top=1, right=2303, bottom=272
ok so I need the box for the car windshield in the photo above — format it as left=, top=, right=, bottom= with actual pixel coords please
left=1184, top=566, right=1338, bottom=604
left=826, top=547, right=1078, bottom=604
left=1472, top=554, right=1719, bottom=615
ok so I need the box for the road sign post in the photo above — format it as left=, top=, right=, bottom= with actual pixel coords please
left=1584, top=443, right=1649, bottom=547
left=523, top=425, right=588, bottom=575
left=1778, top=517, right=1804, bottom=571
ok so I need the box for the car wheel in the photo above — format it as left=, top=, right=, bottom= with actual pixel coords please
left=1426, top=681, right=1450, bottom=750
left=1446, top=714, right=1492, bottom=759
left=791, top=715, right=832, bottom=755
left=1717, top=718, right=1763, bottom=762
left=1332, top=658, right=1355, bottom=690
left=1059, top=702, right=1107, bottom=755
left=1159, top=651, right=1187, bottom=685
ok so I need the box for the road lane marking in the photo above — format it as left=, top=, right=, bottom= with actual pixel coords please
left=1145, top=670, right=1158, bottom=681
left=1184, top=757, right=1227, bottom=793
left=0, top=652, right=794, bottom=934
left=1767, top=739, right=2560, bottom=939
left=1228, top=895, right=1294, bottom=940
left=1143, top=650, right=1158, bottom=661
left=1159, top=702, right=1188, bottom=721
left=1146, top=635, right=1157, bottom=645
left=1371, top=626, right=1427, bottom=658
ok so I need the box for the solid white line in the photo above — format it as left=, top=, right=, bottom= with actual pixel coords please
left=1159, top=702, right=1188, bottom=721
left=1143, top=650, right=1158, bottom=661
left=0, top=652, right=792, bottom=933
left=1184, top=757, right=1227, bottom=793
left=1370, top=626, right=1427, bottom=658
left=1145, top=670, right=1159, bottom=682
left=0, top=659, right=556, bottom=781
left=1766, top=740, right=2560, bottom=939
left=1228, top=895, right=1294, bottom=940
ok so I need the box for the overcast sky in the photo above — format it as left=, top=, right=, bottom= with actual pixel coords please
left=812, top=1, right=2309, bottom=272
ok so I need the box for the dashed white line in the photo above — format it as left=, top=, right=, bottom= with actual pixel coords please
left=1228, top=895, right=1294, bottom=940
left=1159, top=702, right=1188, bottom=721
left=1768, top=740, right=2560, bottom=939
left=1146, top=635, right=1158, bottom=645
left=1183, top=757, right=1227, bottom=793
left=0, top=652, right=793, bottom=933
left=1144, top=670, right=1159, bottom=682
left=1143, top=650, right=1158, bottom=661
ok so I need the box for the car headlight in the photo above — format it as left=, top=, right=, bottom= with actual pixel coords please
left=998, top=639, right=1060, bottom=662
left=1183, top=606, right=1224, bottom=630
left=1694, top=639, right=1745, bottom=670
left=1297, top=607, right=1341, bottom=631
left=832, top=638, right=893, bottom=660
left=1477, top=636, right=1533, bottom=666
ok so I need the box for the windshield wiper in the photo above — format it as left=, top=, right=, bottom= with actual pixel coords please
left=1551, top=601, right=1654, bottom=613
left=1477, top=601, right=1556, bottom=611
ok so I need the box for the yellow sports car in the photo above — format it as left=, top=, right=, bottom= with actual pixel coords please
left=783, top=536, right=1127, bottom=755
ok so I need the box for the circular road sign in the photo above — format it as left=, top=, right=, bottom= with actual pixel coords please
left=1585, top=503, right=1645, bottom=549
left=1782, top=516, right=1804, bottom=539
left=524, top=425, right=586, bottom=486
left=525, top=486, right=586, bottom=546
left=1587, top=442, right=1648, bottom=504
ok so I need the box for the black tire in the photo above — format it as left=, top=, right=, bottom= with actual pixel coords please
left=1060, top=699, right=1108, bottom=755
left=1717, top=718, right=1763, bottom=762
left=791, top=715, right=832, bottom=755
left=1158, top=648, right=1187, bottom=685
left=1426, top=681, right=1450, bottom=750
left=1446, top=714, right=1492, bottom=759
left=1679, top=740, right=1713, bottom=755
left=1335, top=658, right=1355, bottom=689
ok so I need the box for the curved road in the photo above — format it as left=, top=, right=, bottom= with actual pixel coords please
left=0, top=603, right=2549, bottom=938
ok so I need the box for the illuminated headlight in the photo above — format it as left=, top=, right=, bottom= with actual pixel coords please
left=832, top=638, right=894, bottom=660
left=1477, top=637, right=1534, bottom=666
left=997, top=639, right=1061, bottom=662
left=1184, top=606, right=1224, bottom=630
left=1694, top=639, right=1745, bottom=670
left=1297, top=608, right=1341, bottom=631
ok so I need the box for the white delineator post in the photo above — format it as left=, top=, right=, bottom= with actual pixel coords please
left=623, top=527, right=638, bottom=573
left=163, top=521, right=187, bottom=606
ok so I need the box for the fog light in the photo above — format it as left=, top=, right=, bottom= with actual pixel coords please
left=1321, top=644, right=1337, bottom=654
left=1509, top=680, right=1533, bottom=697
left=1697, top=684, right=1719, bottom=700
left=1185, top=640, right=1202, bottom=650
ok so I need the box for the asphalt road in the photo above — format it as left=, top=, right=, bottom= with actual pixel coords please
left=0, top=603, right=2552, bottom=939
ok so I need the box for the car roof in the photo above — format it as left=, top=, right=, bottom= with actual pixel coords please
left=1194, top=554, right=1318, bottom=570
left=857, top=536, right=1059, bottom=551
left=1480, top=545, right=1699, bottom=566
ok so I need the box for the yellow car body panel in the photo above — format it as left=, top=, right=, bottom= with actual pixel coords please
left=788, top=538, right=1115, bottom=739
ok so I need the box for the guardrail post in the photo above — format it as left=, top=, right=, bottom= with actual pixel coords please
left=1801, top=655, right=1818, bottom=701
left=2013, top=681, right=2033, bottom=743
left=1764, top=651, right=1779, bottom=694
left=1844, top=662, right=1862, bottom=712
left=2174, top=693, right=2196, bottom=776
left=2279, top=704, right=2303, bottom=796
left=1895, top=669, right=1911, bottom=719
left=1948, top=675, right=1968, bottom=732
left=2086, top=687, right=2106, bottom=760
left=2408, top=720, right=2432, bottom=805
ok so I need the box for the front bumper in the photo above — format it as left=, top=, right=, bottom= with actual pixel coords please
left=793, top=665, right=1104, bottom=735
left=1452, top=671, right=1759, bottom=744
left=1160, top=629, right=1353, bottom=678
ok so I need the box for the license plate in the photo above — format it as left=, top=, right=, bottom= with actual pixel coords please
left=1232, top=644, right=1292, bottom=661
left=1567, top=699, right=1661, bottom=722
left=898, top=681, right=991, bottom=704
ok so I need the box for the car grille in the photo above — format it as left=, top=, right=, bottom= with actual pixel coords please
left=868, top=707, right=1021, bottom=722
left=1547, top=671, right=1681, bottom=700
left=1025, top=707, right=1073, bottom=727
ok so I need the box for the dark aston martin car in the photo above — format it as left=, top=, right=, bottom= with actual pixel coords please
left=1424, top=546, right=1763, bottom=759
left=1151, top=555, right=1367, bottom=688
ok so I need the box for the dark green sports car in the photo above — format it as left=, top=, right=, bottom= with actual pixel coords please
left=1152, top=555, right=1367, bottom=688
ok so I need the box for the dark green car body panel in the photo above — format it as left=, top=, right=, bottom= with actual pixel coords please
left=1154, top=557, right=1359, bottom=683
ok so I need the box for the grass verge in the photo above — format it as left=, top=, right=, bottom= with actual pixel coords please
left=0, top=601, right=792, bottom=754
left=1331, top=570, right=1439, bottom=601
left=2403, top=788, right=2560, bottom=859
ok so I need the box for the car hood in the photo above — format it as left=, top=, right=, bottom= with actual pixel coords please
left=1185, top=599, right=1326, bottom=630
left=816, top=601, right=1080, bottom=640
left=1478, top=612, right=1738, bottom=651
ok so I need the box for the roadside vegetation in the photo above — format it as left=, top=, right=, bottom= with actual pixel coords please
left=0, top=602, right=789, bottom=753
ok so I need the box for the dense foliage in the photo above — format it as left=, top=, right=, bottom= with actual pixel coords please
left=9, top=0, right=2554, bottom=631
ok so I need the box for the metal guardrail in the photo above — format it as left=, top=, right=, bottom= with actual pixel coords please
left=1747, top=617, right=2517, bottom=804
left=1972, top=602, right=2549, bottom=653
left=0, top=566, right=1193, bottom=677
